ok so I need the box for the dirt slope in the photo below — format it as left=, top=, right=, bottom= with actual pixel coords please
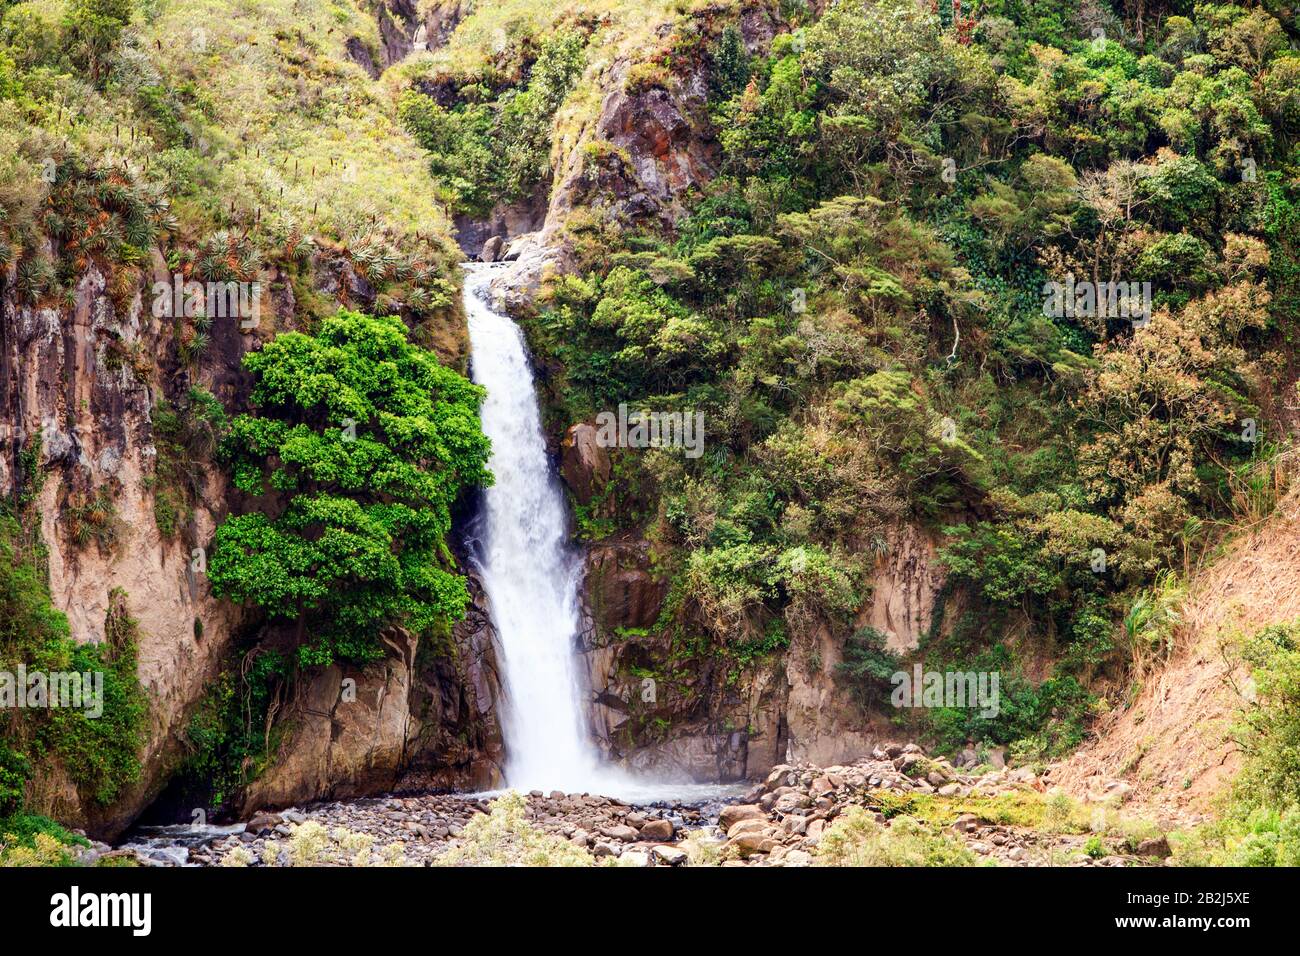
left=1048, top=493, right=1300, bottom=820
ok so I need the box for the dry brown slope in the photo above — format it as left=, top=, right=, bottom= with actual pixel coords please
left=1049, top=493, right=1300, bottom=819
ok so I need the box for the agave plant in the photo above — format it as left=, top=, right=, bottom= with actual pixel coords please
left=124, top=209, right=156, bottom=248
left=15, top=255, right=54, bottom=302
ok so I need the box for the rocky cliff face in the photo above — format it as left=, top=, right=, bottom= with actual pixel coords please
left=241, top=573, right=505, bottom=812
left=1, top=246, right=503, bottom=838
left=1, top=255, right=248, bottom=837
left=561, top=427, right=943, bottom=783
left=488, top=3, right=786, bottom=304
left=573, top=523, right=942, bottom=783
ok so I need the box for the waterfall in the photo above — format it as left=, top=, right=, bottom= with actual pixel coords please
left=462, top=264, right=739, bottom=802
left=463, top=263, right=605, bottom=792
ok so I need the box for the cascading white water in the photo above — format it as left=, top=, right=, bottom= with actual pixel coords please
left=463, top=263, right=605, bottom=792
left=463, top=263, right=743, bottom=802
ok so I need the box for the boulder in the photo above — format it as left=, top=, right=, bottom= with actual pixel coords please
left=718, top=804, right=765, bottom=831
left=480, top=236, right=503, bottom=262
left=726, top=832, right=774, bottom=856
left=1134, top=836, right=1171, bottom=858
left=560, top=423, right=611, bottom=506
left=651, top=845, right=687, bottom=866
left=599, top=824, right=640, bottom=843
left=764, top=766, right=795, bottom=791
left=726, top=818, right=770, bottom=840
left=245, top=811, right=282, bottom=834
left=639, top=818, right=674, bottom=841
left=773, top=792, right=812, bottom=813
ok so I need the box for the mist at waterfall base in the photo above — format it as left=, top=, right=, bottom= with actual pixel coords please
left=462, top=264, right=739, bottom=803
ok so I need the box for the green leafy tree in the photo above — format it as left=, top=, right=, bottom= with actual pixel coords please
left=62, top=0, right=133, bottom=84
left=209, top=310, right=492, bottom=666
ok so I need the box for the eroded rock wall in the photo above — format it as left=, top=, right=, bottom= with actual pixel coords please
left=241, top=574, right=505, bottom=812
left=1, top=255, right=251, bottom=837
left=1, top=248, right=503, bottom=838
left=568, top=477, right=943, bottom=782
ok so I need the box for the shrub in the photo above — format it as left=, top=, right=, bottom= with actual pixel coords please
left=815, top=807, right=981, bottom=866
left=258, top=821, right=411, bottom=867
left=42, top=589, right=148, bottom=805
left=1171, top=620, right=1300, bottom=866
left=0, top=524, right=145, bottom=809
left=0, top=812, right=87, bottom=867
left=836, top=627, right=901, bottom=706
left=210, top=309, right=491, bottom=666
left=1235, top=622, right=1300, bottom=807
left=176, top=649, right=289, bottom=813
left=434, top=792, right=594, bottom=867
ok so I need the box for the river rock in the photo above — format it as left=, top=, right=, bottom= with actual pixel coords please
left=639, top=818, right=674, bottom=841
left=727, top=832, right=775, bottom=856
left=1135, top=836, right=1171, bottom=858
left=245, top=811, right=282, bottom=834
left=651, top=845, right=687, bottom=866
left=600, top=824, right=639, bottom=843
left=726, top=818, right=769, bottom=840
left=764, top=766, right=795, bottom=791
left=718, top=805, right=765, bottom=831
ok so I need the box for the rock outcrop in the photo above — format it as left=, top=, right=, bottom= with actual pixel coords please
left=1, top=246, right=502, bottom=838
left=571, top=522, right=945, bottom=784
left=560, top=423, right=612, bottom=506
left=488, top=7, right=774, bottom=306
left=858, top=524, right=946, bottom=654
left=241, top=575, right=505, bottom=812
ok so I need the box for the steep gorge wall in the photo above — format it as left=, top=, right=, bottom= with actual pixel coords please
left=0, top=247, right=503, bottom=837
left=560, top=433, right=943, bottom=782
left=1, top=254, right=247, bottom=835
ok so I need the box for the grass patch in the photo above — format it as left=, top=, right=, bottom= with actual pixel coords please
left=815, top=806, right=983, bottom=867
